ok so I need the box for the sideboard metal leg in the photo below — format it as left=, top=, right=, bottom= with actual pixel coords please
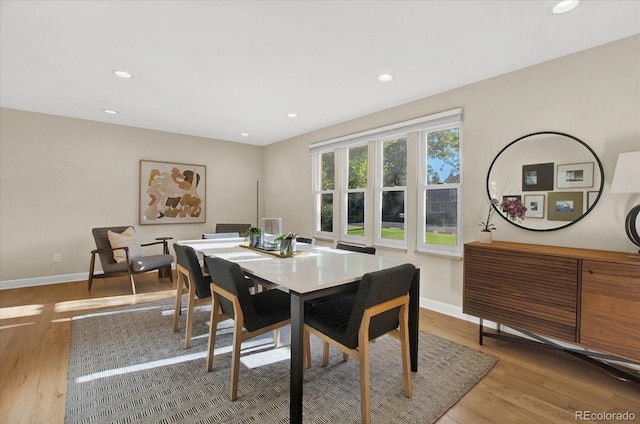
left=479, top=318, right=484, bottom=345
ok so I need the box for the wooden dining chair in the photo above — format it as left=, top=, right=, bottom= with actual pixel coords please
left=205, top=257, right=291, bottom=401
left=173, top=243, right=213, bottom=348
left=304, top=263, right=416, bottom=424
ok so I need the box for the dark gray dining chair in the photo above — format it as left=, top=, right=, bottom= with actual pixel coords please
left=296, top=236, right=315, bottom=244
left=304, top=263, right=416, bottom=424
left=205, top=256, right=291, bottom=401
left=173, top=243, right=212, bottom=348
left=336, top=242, right=376, bottom=255
left=88, top=226, right=173, bottom=294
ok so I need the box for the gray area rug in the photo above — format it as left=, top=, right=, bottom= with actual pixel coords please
left=65, top=298, right=497, bottom=424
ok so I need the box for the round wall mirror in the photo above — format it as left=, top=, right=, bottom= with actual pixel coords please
left=486, top=131, right=604, bottom=231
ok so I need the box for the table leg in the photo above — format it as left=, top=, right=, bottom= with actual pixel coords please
left=409, top=268, right=420, bottom=372
left=290, top=292, right=304, bottom=423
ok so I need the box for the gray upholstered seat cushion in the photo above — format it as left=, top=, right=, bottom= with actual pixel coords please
left=131, top=254, right=174, bottom=273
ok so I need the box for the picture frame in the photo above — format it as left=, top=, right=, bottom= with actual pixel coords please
left=139, top=160, right=206, bottom=225
left=522, top=162, right=554, bottom=191
left=524, top=194, right=545, bottom=219
left=547, top=192, right=583, bottom=221
left=556, top=162, right=594, bottom=188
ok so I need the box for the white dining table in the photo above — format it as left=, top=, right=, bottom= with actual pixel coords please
left=176, top=239, right=421, bottom=423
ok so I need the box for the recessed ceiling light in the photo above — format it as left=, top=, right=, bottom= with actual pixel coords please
left=240, top=132, right=249, bottom=137
left=287, top=112, right=299, bottom=118
left=112, top=70, right=133, bottom=79
left=551, top=0, right=581, bottom=14
left=378, top=74, right=393, bottom=82
left=103, top=109, right=118, bottom=114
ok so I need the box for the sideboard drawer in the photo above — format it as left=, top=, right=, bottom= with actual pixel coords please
left=580, top=260, right=640, bottom=362
left=464, top=244, right=578, bottom=342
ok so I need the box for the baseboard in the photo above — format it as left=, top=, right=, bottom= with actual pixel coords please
left=0, top=273, right=88, bottom=290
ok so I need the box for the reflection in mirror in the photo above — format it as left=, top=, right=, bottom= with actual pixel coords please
left=487, top=132, right=604, bottom=231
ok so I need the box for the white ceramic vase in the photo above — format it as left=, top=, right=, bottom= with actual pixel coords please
left=479, top=230, right=493, bottom=244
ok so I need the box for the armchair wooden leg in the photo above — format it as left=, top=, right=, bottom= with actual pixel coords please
left=399, top=304, right=412, bottom=398
left=206, top=295, right=222, bottom=372
left=359, top=328, right=371, bottom=424
left=184, top=281, right=196, bottom=349
left=304, top=329, right=311, bottom=369
left=322, top=342, right=329, bottom=366
left=128, top=270, right=137, bottom=295
left=173, top=274, right=183, bottom=332
left=88, top=253, right=96, bottom=291
left=229, top=317, right=244, bottom=401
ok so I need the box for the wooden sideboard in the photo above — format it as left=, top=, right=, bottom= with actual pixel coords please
left=463, top=241, right=640, bottom=364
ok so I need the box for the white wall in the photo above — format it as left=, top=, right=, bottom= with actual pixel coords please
left=262, top=35, right=640, bottom=306
left=0, top=110, right=263, bottom=283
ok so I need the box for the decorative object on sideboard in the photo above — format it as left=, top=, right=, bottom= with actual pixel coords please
left=479, top=198, right=499, bottom=243
left=610, top=151, right=640, bottom=254
left=487, top=131, right=604, bottom=231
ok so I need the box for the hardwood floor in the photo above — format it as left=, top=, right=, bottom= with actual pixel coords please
left=1, top=274, right=638, bottom=423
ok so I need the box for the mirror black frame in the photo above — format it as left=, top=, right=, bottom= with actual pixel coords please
left=486, top=131, right=604, bottom=232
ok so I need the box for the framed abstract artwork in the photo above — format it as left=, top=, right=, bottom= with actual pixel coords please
left=139, top=160, right=206, bottom=225
left=522, top=162, right=554, bottom=191
left=557, top=162, right=594, bottom=188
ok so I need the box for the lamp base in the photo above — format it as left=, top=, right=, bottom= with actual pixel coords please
left=624, top=204, right=640, bottom=251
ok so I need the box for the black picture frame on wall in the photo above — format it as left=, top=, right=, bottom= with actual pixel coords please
left=522, top=162, right=554, bottom=191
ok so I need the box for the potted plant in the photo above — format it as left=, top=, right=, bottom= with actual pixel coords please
left=479, top=198, right=499, bottom=243
left=246, top=227, right=263, bottom=247
left=275, top=232, right=299, bottom=255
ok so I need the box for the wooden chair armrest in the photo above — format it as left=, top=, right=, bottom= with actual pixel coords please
left=91, top=246, right=127, bottom=254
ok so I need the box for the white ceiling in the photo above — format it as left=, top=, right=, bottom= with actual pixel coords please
left=1, top=1, right=639, bottom=146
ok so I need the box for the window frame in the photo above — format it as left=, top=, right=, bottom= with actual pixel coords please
left=313, top=151, right=335, bottom=239
left=341, top=142, right=368, bottom=243
left=417, top=123, right=463, bottom=256
left=374, top=134, right=408, bottom=248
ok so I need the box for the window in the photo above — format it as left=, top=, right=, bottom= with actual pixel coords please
left=310, top=108, right=462, bottom=253
left=375, top=136, right=407, bottom=247
left=418, top=125, right=462, bottom=255
left=343, top=144, right=367, bottom=241
left=314, top=151, right=335, bottom=237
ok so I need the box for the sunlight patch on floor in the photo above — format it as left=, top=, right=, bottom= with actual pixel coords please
left=0, top=304, right=43, bottom=319
left=75, top=337, right=280, bottom=383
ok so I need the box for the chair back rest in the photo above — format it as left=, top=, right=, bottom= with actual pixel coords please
left=215, top=223, right=251, bottom=234
left=205, top=257, right=257, bottom=323
left=202, top=232, right=240, bottom=239
left=92, top=226, right=130, bottom=271
left=297, top=236, right=315, bottom=244
left=336, top=242, right=376, bottom=255
left=344, top=263, right=415, bottom=346
left=173, top=243, right=211, bottom=298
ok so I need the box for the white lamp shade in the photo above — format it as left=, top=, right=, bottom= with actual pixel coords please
left=610, top=151, right=640, bottom=194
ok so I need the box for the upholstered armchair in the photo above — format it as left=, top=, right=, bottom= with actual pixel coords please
left=88, top=226, right=173, bottom=294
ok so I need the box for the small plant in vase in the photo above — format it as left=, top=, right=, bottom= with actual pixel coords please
left=275, top=232, right=299, bottom=255
left=479, top=198, right=499, bottom=243
left=246, top=227, right=263, bottom=247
